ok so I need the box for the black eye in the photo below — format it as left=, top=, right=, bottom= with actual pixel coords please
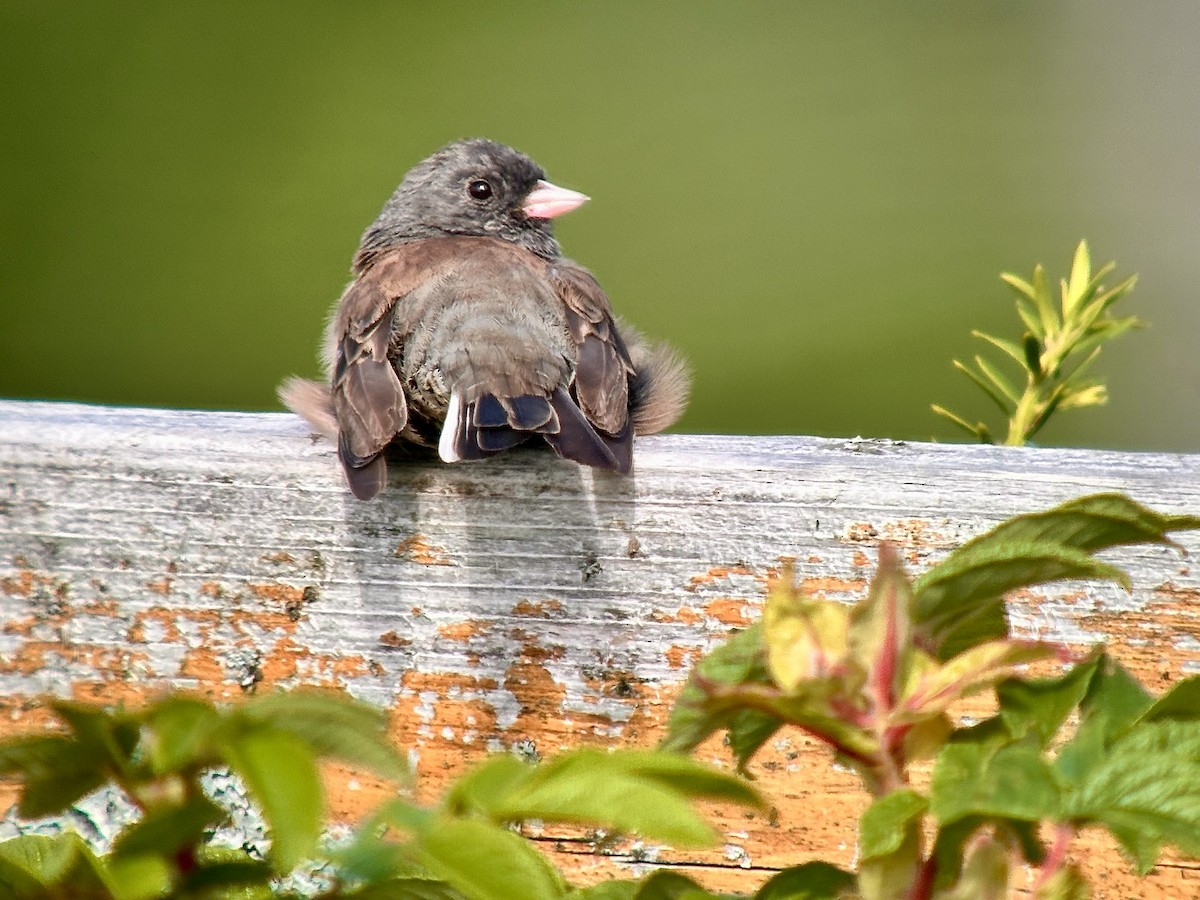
left=467, top=179, right=493, bottom=201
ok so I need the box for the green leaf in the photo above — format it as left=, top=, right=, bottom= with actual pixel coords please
left=931, top=741, right=1060, bottom=825
left=752, top=862, right=855, bottom=899
left=444, top=753, right=533, bottom=816
left=1055, top=656, right=1152, bottom=785
left=484, top=750, right=741, bottom=847
left=996, top=652, right=1101, bottom=745
left=143, top=694, right=223, bottom=773
left=632, top=870, right=731, bottom=899
left=1030, top=264, right=1059, bottom=338
left=0, top=833, right=85, bottom=889
left=661, top=624, right=772, bottom=756
left=242, top=689, right=408, bottom=781
left=418, top=818, right=566, bottom=900
left=1139, top=675, right=1200, bottom=724
left=50, top=701, right=140, bottom=769
left=914, top=534, right=1131, bottom=659
left=953, top=359, right=1014, bottom=416
left=894, top=640, right=1059, bottom=725
left=971, top=330, right=1024, bottom=367
left=0, top=833, right=117, bottom=898
left=859, top=789, right=927, bottom=861
left=726, top=709, right=785, bottom=769
left=936, top=830, right=1010, bottom=900
left=346, top=878, right=468, bottom=899
left=1034, top=864, right=1091, bottom=900
left=1063, top=240, right=1091, bottom=315
left=112, top=795, right=226, bottom=858
left=0, top=735, right=110, bottom=818
left=930, top=404, right=989, bottom=442
left=1064, top=720, right=1200, bottom=874
left=551, top=749, right=762, bottom=809
left=104, top=854, right=172, bottom=900
left=222, top=726, right=322, bottom=873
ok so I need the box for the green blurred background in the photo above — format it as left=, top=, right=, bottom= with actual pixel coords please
left=2, top=2, right=1197, bottom=450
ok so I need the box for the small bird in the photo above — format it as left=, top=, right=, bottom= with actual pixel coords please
left=279, top=139, right=689, bottom=500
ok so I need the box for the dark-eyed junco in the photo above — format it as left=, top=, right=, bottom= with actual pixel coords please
left=279, top=138, right=689, bottom=500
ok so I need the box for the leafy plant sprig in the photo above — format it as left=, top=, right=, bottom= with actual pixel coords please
left=933, top=241, right=1140, bottom=445
left=663, top=493, right=1200, bottom=898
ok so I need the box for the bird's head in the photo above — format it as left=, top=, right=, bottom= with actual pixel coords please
left=356, top=139, right=588, bottom=269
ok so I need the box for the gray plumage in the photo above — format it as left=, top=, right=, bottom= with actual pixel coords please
left=279, top=139, right=689, bottom=500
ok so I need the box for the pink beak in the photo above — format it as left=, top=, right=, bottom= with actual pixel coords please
left=521, top=179, right=590, bottom=220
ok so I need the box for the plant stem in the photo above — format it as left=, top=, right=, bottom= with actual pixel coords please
left=1033, top=822, right=1074, bottom=890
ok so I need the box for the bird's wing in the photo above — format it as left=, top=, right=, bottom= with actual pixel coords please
left=548, top=260, right=636, bottom=471
left=330, top=241, right=457, bottom=498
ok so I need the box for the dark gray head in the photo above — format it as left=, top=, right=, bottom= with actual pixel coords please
left=355, top=139, right=579, bottom=270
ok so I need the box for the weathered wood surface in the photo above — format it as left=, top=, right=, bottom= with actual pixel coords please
left=1, top=399, right=1198, bottom=896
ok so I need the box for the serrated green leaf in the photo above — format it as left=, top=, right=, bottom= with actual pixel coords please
left=753, top=862, right=855, bottom=899
left=112, top=795, right=226, bottom=858
left=222, top=726, right=322, bottom=873
left=997, top=652, right=1101, bottom=745
left=143, top=694, right=222, bottom=773
left=1064, top=720, right=1200, bottom=874
left=1056, top=656, right=1153, bottom=785
left=660, top=624, right=771, bottom=756
left=1034, top=864, right=1091, bottom=900
left=859, top=789, right=927, bottom=861
left=931, top=741, right=1060, bottom=825
left=242, top=689, right=408, bottom=781
left=418, top=818, right=566, bottom=900
left=0, top=735, right=110, bottom=818
left=1138, top=675, right=1200, bottom=724
left=893, top=641, right=1058, bottom=725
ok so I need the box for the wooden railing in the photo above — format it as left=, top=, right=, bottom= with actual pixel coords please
left=2, top=399, right=1198, bottom=893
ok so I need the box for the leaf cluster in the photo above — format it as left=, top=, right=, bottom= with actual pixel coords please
left=933, top=241, right=1140, bottom=445
left=663, top=493, right=1200, bottom=897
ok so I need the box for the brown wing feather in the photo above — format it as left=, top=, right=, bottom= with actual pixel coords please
left=549, top=261, right=634, bottom=437
left=327, top=241, right=464, bottom=497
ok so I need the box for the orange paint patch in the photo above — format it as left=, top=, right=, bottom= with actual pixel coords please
left=1, top=568, right=34, bottom=596
left=247, top=582, right=306, bottom=605
left=704, top=598, right=754, bottom=626
left=199, top=581, right=224, bottom=598
left=511, top=598, right=563, bottom=618
left=437, top=620, right=487, bottom=642
left=800, top=575, right=869, bottom=596
left=379, top=630, right=412, bottom=648
left=664, top=645, right=701, bottom=669
left=146, top=577, right=173, bottom=596
left=684, top=565, right=756, bottom=593
left=394, top=534, right=454, bottom=566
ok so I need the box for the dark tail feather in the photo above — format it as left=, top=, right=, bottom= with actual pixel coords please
left=543, top=388, right=623, bottom=472
left=338, top=432, right=387, bottom=500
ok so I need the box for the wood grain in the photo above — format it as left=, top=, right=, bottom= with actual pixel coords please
left=1, top=400, right=1197, bottom=896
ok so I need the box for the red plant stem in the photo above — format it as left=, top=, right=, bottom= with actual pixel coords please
left=1033, top=822, right=1074, bottom=889
left=906, top=854, right=937, bottom=900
